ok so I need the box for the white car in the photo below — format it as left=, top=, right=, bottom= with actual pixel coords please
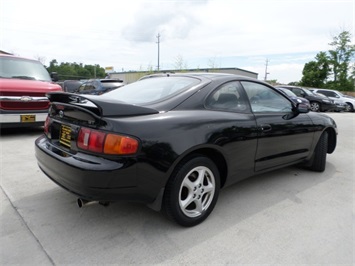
left=311, top=88, right=355, bottom=112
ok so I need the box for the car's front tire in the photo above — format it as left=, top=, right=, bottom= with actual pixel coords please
left=308, top=132, right=328, bottom=172
left=345, top=103, right=354, bottom=112
left=162, top=155, right=220, bottom=227
left=310, top=101, right=321, bottom=112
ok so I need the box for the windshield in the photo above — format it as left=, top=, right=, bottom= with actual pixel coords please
left=101, top=82, right=124, bottom=89
left=303, top=89, right=315, bottom=96
left=280, top=88, right=297, bottom=97
left=103, top=76, right=200, bottom=104
left=0, top=57, right=52, bottom=81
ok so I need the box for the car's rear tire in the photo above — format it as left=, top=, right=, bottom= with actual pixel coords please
left=310, top=101, right=321, bottom=112
left=162, top=155, right=220, bottom=227
left=345, top=103, right=354, bottom=112
left=309, top=132, right=328, bottom=172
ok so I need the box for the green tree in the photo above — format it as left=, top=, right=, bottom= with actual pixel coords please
left=327, top=31, right=355, bottom=90
left=299, top=52, right=330, bottom=87
left=299, top=30, right=355, bottom=91
left=45, top=60, right=106, bottom=80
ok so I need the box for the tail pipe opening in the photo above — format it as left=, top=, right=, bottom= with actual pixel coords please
left=77, top=198, right=110, bottom=208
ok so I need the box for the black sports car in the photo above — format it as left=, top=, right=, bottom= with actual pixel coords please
left=35, top=73, right=337, bottom=227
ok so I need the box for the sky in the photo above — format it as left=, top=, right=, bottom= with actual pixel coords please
left=1, top=0, right=354, bottom=84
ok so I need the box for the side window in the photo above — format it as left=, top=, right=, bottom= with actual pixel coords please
left=241, top=81, right=292, bottom=113
left=84, top=82, right=95, bottom=92
left=206, top=81, right=250, bottom=113
left=320, top=90, right=337, bottom=97
left=78, top=84, right=86, bottom=92
left=291, top=88, right=302, bottom=97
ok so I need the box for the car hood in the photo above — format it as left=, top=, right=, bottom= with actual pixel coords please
left=297, top=97, right=309, bottom=103
left=0, top=78, right=62, bottom=93
left=344, top=95, right=355, bottom=99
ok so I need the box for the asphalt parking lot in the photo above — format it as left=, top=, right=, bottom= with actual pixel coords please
left=0, top=112, right=354, bottom=265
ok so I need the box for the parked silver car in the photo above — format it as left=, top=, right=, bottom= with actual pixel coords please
left=310, top=88, right=355, bottom=112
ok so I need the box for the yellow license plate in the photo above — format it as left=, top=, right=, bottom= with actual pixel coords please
left=20, top=115, right=36, bottom=123
left=60, top=124, right=72, bottom=148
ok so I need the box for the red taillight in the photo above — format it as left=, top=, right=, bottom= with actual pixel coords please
left=77, top=127, right=138, bottom=155
left=77, top=128, right=92, bottom=150
left=44, top=116, right=50, bottom=135
left=88, top=130, right=106, bottom=153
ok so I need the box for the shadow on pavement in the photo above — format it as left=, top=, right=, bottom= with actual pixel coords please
left=2, top=162, right=337, bottom=265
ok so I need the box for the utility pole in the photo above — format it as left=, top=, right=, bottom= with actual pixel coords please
left=264, top=58, right=270, bottom=81
left=156, top=33, right=160, bottom=71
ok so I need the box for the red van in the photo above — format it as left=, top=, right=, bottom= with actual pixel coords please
left=0, top=54, right=62, bottom=128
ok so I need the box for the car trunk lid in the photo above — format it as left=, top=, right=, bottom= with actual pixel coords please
left=46, top=92, right=157, bottom=152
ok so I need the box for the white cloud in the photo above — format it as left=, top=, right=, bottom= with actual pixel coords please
left=1, top=0, right=353, bottom=83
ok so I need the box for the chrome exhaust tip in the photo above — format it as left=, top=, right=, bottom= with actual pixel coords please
left=77, top=198, right=98, bottom=208
left=77, top=198, right=110, bottom=208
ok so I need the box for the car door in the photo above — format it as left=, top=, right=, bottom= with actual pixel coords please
left=205, top=81, right=258, bottom=184
left=240, top=81, right=315, bottom=172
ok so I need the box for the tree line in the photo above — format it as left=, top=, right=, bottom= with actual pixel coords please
left=46, top=59, right=106, bottom=80
left=296, top=30, right=355, bottom=91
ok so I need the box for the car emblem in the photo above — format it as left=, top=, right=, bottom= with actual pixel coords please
left=59, top=110, right=64, bottom=118
left=20, top=96, right=33, bottom=101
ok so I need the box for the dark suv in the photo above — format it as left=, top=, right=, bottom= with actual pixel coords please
left=276, top=86, right=335, bottom=112
left=75, top=79, right=124, bottom=95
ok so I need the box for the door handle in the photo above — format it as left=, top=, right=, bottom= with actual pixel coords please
left=260, top=124, right=272, bottom=132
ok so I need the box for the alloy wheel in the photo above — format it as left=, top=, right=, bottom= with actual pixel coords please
left=178, top=166, right=216, bottom=218
left=310, top=102, right=320, bottom=112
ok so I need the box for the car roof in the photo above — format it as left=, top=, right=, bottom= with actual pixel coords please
left=85, top=79, right=124, bottom=83
left=139, top=72, right=259, bottom=83
left=0, top=54, right=40, bottom=62
left=99, top=79, right=124, bottom=83
left=312, top=88, right=337, bottom=92
left=276, top=85, right=313, bottom=91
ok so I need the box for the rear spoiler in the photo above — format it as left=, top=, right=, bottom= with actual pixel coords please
left=46, top=92, right=159, bottom=117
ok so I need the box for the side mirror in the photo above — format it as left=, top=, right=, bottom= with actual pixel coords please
left=297, top=103, right=310, bottom=113
left=284, top=103, right=309, bottom=120
left=50, top=72, right=59, bottom=82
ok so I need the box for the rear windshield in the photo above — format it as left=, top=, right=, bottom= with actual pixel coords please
left=0, top=57, right=52, bottom=81
left=101, top=82, right=124, bottom=89
left=104, top=76, right=199, bottom=104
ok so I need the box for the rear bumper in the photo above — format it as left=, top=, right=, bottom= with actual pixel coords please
left=35, top=135, right=159, bottom=203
